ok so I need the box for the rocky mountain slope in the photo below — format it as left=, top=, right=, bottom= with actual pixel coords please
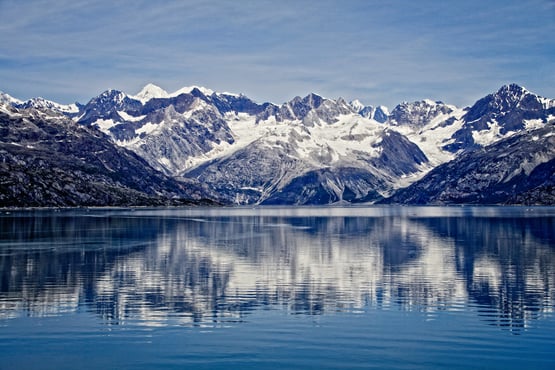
left=1, top=83, right=554, bottom=206
left=381, top=122, right=555, bottom=205
left=0, top=104, right=213, bottom=207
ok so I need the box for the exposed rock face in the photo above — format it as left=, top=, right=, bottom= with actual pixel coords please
left=76, top=89, right=240, bottom=175
left=0, top=105, right=213, bottom=207
left=369, top=130, right=428, bottom=177
left=260, top=167, right=388, bottom=205
left=444, top=84, right=555, bottom=152
left=256, top=93, right=353, bottom=124
left=389, top=100, right=454, bottom=127
left=381, top=123, right=555, bottom=205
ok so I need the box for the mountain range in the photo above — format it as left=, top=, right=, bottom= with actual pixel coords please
left=1, top=83, right=554, bottom=206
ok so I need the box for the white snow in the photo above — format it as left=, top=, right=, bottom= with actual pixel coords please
left=136, top=122, right=161, bottom=135
left=63, top=103, right=79, bottom=114
left=118, top=111, right=146, bottom=122
left=0, top=91, right=23, bottom=105
left=219, top=91, right=241, bottom=98
left=389, top=107, right=466, bottom=166
left=180, top=108, right=461, bottom=176
left=524, top=119, right=546, bottom=131
left=170, top=85, right=214, bottom=97
left=93, top=119, right=117, bottom=134
left=349, top=99, right=365, bottom=112
left=129, top=83, right=223, bottom=103
left=193, top=112, right=387, bottom=171
left=183, top=98, right=212, bottom=118
left=240, top=186, right=263, bottom=192
left=22, top=97, right=79, bottom=114
left=471, top=120, right=516, bottom=146
left=132, top=83, right=169, bottom=103
left=377, top=105, right=389, bottom=115
left=159, top=157, right=172, bottom=168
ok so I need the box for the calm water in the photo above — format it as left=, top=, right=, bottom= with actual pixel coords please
left=0, top=206, right=554, bottom=369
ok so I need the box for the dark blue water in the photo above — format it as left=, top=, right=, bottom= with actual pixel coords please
left=1, top=206, right=554, bottom=369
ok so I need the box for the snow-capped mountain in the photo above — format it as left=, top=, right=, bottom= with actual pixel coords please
left=65, top=85, right=439, bottom=204
left=389, top=99, right=455, bottom=127
left=443, top=83, right=555, bottom=152
left=17, top=97, right=80, bottom=114
left=349, top=100, right=389, bottom=123
left=74, top=87, right=237, bottom=175
left=382, top=122, right=555, bottom=205
left=0, top=91, right=80, bottom=114
left=184, top=107, right=433, bottom=205
left=1, top=83, right=554, bottom=206
left=132, top=83, right=170, bottom=102
left=0, top=91, right=23, bottom=106
left=0, top=103, right=214, bottom=207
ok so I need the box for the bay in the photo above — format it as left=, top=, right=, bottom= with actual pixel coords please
left=0, top=206, right=554, bottom=369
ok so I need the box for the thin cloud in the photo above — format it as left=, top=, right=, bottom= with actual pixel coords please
left=0, top=0, right=553, bottom=107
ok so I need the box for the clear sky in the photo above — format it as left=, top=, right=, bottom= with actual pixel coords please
left=1, top=0, right=554, bottom=108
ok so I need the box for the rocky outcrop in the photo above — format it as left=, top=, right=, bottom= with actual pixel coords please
left=0, top=105, right=214, bottom=207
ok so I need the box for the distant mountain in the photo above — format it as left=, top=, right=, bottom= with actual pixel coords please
left=349, top=100, right=389, bottom=122
left=17, top=97, right=80, bottom=114
left=389, top=99, right=454, bottom=127
left=1, top=83, right=554, bottom=206
left=0, top=104, right=214, bottom=207
left=0, top=92, right=81, bottom=115
left=381, top=123, right=555, bottom=205
left=0, top=91, right=23, bottom=106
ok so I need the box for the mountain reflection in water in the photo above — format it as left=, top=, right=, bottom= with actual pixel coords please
left=1, top=207, right=554, bottom=332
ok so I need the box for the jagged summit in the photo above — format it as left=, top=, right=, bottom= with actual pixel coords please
left=463, top=83, right=553, bottom=129
left=498, top=83, right=529, bottom=94
left=389, top=99, right=455, bottom=127
left=466, top=83, right=533, bottom=120
left=348, top=99, right=389, bottom=123
left=1, top=83, right=554, bottom=206
left=349, top=99, right=365, bottom=112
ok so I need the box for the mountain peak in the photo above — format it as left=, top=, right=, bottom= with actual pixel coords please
left=170, top=85, right=215, bottom=98
left=498, top=83, right=528, bottom=94
left=349, top=99, right=365, bottom=112
left=133, top=83, right=169, bottom=103
left=18, top=97, right=79, bottom=114
left=464, top=83, right=542, bottom=124
left=494, top=83, right=531, bottom=101
left=94, top=89, right=127, bottom=104
left=0, top=91, right=23, bottom=105
left=389, top=99, right=453, bottom=127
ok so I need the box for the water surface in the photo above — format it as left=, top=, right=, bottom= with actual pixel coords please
left=1, top=206, right=554, bottom=369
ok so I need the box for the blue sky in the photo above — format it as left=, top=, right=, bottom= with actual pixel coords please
left=1, top=0, right=554, bottom=108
